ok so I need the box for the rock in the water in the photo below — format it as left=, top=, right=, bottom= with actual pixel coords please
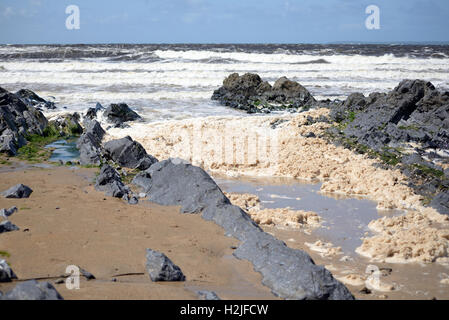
left=0, top=260, right=17, bottom=282
left=212, top=73, right=316, bottom=113
left=0, top=221, right=19, bottom=233
left=141, top=159, right=230, bottom=213
left=104, top=136, right=157, bottom=170
left=0, top=206, right=18, bottom=219
left=145, top=249, right=185, bottom=282
left=77, top=120, right=105, bottom=165
left=0, top=88, right=48, bottom=155
left=431, top=189, right=449, bottom=215
left=1, top=184, right=33, bottom=198
left=197, top=290, right=220, bottom=300
left=104, top=103, right=141, bottom=126
left=1, top=280, right=63, bottom=300
left=95, top=164, right=128, bottom=198
left=15, top=89, right=56, bottom=110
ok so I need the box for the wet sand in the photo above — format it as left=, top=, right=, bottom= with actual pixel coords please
left=0, top=164, right=276, bottom=300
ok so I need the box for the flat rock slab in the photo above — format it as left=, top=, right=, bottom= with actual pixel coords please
left=1, top=184, right=33, bottom=198
left=145, top=249, right=186, bottom=282
left=1, top=280, right=64, bottom=300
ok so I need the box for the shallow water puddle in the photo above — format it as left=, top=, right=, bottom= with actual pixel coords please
left=215, top=175, right=402, bottom=254
left=215, top=175, right=449, bottom=300
left=46, top=139, right=80, bottom=163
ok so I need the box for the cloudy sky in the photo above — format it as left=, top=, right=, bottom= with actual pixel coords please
left=1, top=0, right=448, bottom=44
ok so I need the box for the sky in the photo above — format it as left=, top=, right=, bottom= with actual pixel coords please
left=0, top=0, right=448, bottom=44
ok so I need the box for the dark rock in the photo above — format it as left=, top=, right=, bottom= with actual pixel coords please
left=0, top=221, right=19, bottom=233
left=95, top=164, right=128, bottom=198
left=79, top=267, right=96, bottom=280
left=145, top=249, right=185, bottom=282
left=142, top=159, right=230, bottom=214
left=0, top=260, right=17, bottom=282
left=15, top=89, right=56, bottom=110
left=84, top=108, right=97, bottom=122
left=212, top=73, right=316, bottom=113
left=0, top=206, right=18, bottom=219
left=0, top=89, right=48, bottom=156
left=77, top=120, right=105, bottom=165
left=141, top=159, right=353, bottom=300
left=305, top=132, right=316, bottom=138
left=1, top=280, right=63, bottom=300
left=1, top=184, right=33, bottom=198
left=103, top=136, right=157, bottom=170
left=197, top=290, right=220, bottom=300
left=104, top=103, right=141, bottom=126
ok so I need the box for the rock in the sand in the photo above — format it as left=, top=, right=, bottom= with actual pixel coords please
left=140, top=159, right=353, bottom=299
left=140, top=159, right=230, bottom=213
left=1, top=280, right=63, bottom=300
left=104, top=136, right=158, bottom=170
left=0, top=260, right=17, bottom=282
left=95, top=164, right=128, bottom=198
left=77, top=120, right=105, bottom=165
left=145, top=249, right=186, bottom=282
left=122, top=192, right=139, bottom=205
left=0, top=206, right=18, bottom=219
left=0, top=221, right=19, bottom=233
left=78, top=267, right=96, bottom=280
left=212, top=73, right=316, bottom=113
left=197, top=290, right=220, bottom=300
left=1, top=184, right=33, bottom=198
left=15, top=89, right=56, bottom=110
left=0, top=88, right=48, bottom=156
left=104, top=103, right=141, bottom=126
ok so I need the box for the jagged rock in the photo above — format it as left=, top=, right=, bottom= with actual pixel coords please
left=77, top=120, right=105, bottom=165
left=103, top=136, right=157, bottom=170
left=212, top=73, right=316, bottom=113
left=0, top=206, right=18, bottom=219
left=145, top=249, right=185, bottom=282
left=0, top=221, right=19, bottom=233
left=1, top=280, right=63, bottom=300
left=15, top=89, right=56, bottom=110
left=197, top=290, right=220, bottom=300
left=431, top=189, right=449, bottom=215
left=0, top=260, right=17, bottom=282
left=95, top=164, right=128, bottom=198
left=104, top=103, right=141, bottom=126
left=132, top=170, right=152, bottom=193
left=1, top=184, right=33, bottom=198
left=0, top=89, right=48, bottom=155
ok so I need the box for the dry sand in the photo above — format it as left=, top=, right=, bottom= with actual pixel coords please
left=106, top=109, right=449, bottom=265
left=0, top=164, right=276, bottom=300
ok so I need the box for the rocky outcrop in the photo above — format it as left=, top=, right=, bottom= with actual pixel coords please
left=77, top=120, right=105, bottom=165
left=15, top=89, right=56, bottom=110
left=327, top=79, right=449, bottom=215
left=134, top=159, right=353, bottom=300
left=104, top=103, right=141, bottom=127
left=1, top=280, right=64, bottom=300
left=212, top=73, right=316, bottom=113
left=0, top=260, right=17, bottom=282
left=0, top=88, right=48, bottom=155
left=103, top=136, right=158, bottom=170
left=145, top=249, right=186, bottom=282
left=1, top=184, right=33, bottom=198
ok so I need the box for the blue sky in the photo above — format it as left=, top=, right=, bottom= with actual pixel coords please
left=0, top=0, right=448, bottom=44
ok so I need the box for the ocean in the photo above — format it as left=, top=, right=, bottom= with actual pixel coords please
left=1, top=43, right=448, bottom=121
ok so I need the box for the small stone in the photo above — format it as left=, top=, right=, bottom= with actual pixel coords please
left=1, top=184, right=33, bottom=199
left=0, top=260, right=17, bottom=282
left=197, top=290, right=220, bottom=300
left=145, top=249, right=185, bottom=282
left=0, top=221, right=19, bottom=233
